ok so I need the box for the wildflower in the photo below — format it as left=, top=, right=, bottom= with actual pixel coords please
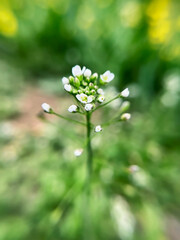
left=128, top=165, right=139, bottom=173
left=74, top=148, right=83, bottom=157
left=64, top=84, right=72, bottom=92
left=95, top=125, right=102, bottom=132
left=84, top=68, right=92, bottom=77
left=68, top=105, right=78, bottom=113
left=76, top=93, right=93, bottom=104
left=72, top=65, right=85, bottom=77
left=97, top=88, right=104, bottom=95
left=121, top=88, right=129, bottom=97
left=85, top=103, right=93, bottom=111
left=98, top=95, right=105, bottom=103
left=100, top=70, right=114, bottom=83
left=41, top=103, right=51, bottom=113
left=121, top=113, right=131, bottom=120
left=62, top=77, right=69, bottom=85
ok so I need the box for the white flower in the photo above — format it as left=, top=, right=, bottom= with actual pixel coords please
left=121, top=88, right=129, bottom=97
left=129, top=165, right=139, bottom=173
left=92, top=73, right=98, bottom=79
left=62, top=77, right=69, bottom=85
left=98, top=95, right=105, bottom=103
left=72, top=65, right=85, bottom=77
left=84, top=68, right=92, bottom=77
left=74, top=148, right=83, bottom=157
left=95, top=125, right=102, bottom=132
left=97, top=88, right=104, bottom=95
left=41, top=103, right=51, bottom=113
left=100, top=70, right=114, bottom=83
left=64, top=84, right=72, bottom=92
left=121, top=113, right=131, bottom=120
left=68, top=105, right=78, bottom=113
left=76, top=93, right=93, bottom=104
left=82, top=66, right=86, bottom=74
left=85, top=103, right=93, bottom=111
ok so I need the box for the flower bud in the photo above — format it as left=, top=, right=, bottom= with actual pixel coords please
left=69, top=76, right=74, bottom=84
left=62, top=77, right=69, bottom=85
left=64, top=84, right=72, bottom=92
left=74, top=148, right=83, bottom=157
left=82, top=80, right=88, bottom=86
left=73, top=77, right=80, bottom=88
left=121, top=113, right=131, bottom=120
left=97, top=88, right=104, bottom=95
left=121, top=88, right=129, bottom=97
left=85, top=103, right=93, bottom=111
left=90, top=73, right=98, bottom=82
left=95, top=125, right=102, bottom=132
left=120, top=101, right=130, bottom=113
left=68, top=105, right=78, bottom=113
left=41, top=103, right=52, bottom=113
left=89, top=83, right=94, bottom=89
left=84, top=69, right=92, bottom=77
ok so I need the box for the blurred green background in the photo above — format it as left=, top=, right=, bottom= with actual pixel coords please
left=0, top=0, right=180, bottom=239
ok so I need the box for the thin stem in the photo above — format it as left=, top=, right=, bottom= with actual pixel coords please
left=93, top=95, right=120, bottom=112
left=86, top=112, right=93, bottom=178
left=101, top=118, right=122, bottom=127
left=52, top=112, right=86, bottom=126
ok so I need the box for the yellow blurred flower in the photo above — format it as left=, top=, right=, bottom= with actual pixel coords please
left=147, top=0, right=171, bottom=44
left=0, top=8, right=18, bottom=37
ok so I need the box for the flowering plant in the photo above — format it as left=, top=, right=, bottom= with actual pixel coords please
left=42, top=65, right=131, bottom=178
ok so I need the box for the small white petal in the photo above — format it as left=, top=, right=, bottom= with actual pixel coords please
left=76, top=93, right=88, bottom=103
left=95, top=125, right=102, bottom=132
left=98, top=95, right=105, bottom=103
left=72, top=65, right=82, bottom=77
left=97, top=88, right=104, bottom=95
left=87, top=96, right=93, bottom=103
left=129, top=165, right=139, bottom=173
left=74, top=148, right=83, bottom=157
left=92, top=73, right=98, bottom=78
left=84, top=69, right=92, bottom=77
left=82, top=66, right=86, bottom=74
left=100, top=70, right=115, bottom=83
left=121, top=113, right=131, bottom=120
left=41, top=103, right=51, bottom=113
left=62, top=77, right=69, bottom=85
left=85, top=104, right=93, bottom=111
left=64, top=84, right=72, bottom=92
left=121, top=88, right=129, bottom=97
left=68, top=105, right=78, bottom=113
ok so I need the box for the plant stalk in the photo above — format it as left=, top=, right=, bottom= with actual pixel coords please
left=86, top=112, right=93, bottom=178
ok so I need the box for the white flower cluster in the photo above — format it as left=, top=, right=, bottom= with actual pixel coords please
left=62, top=65, right=116, bottom=113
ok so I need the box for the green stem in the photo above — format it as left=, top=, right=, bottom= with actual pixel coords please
left=52, top=112, right=86, bottom=126
left=93, top=95, right=120, bottom=112
left=86, top=112, right=93, bottom=178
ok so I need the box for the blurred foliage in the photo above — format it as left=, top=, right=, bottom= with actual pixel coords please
left=0, top=0, right=180, bottom=239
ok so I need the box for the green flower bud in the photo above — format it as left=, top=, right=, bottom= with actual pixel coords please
left=72, top=88, right=78, bottom=94
left=120, top=101, right=130, bottom=113
left=90, top=73, right=98, bottom=82
left=89, top=83, right=94, bottom=89
left=69, top=76, right=74, bottom=84
left=85, top=90, right=90, bottom=95
left=73, top=77, right=80, bottom=88
left=82, top=81, right=88, bottom=86
left=90, top=89, right=96, bottom=95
